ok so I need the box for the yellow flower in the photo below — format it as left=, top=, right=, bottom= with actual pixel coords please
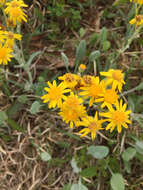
left=41, top=80, right=71, bottom=108
left=129, top=15, right=143, bottom=26
left=100, top=99, right=131, bottom=133
left=82, top=75, right=97, bottom=87
left=96, top=89, right=119, bottom=110
left=59, top=92, right=86, bottom=128
left=100, top=69, right=125, bottom=92
left=0, top=30, right=5, bottom=43
left=7, top=18, right=17, bottom=28
left=0, top=0, right=5, bottom=6
left=79, top=64, right=86, bottom=71
left=58, top=73, right=80, bottom=90
left=0, top=45, right=13, bottom=65
left=5, top=0, right=28, bottom=26
left=2, top=31, right=22, bottom=48
left=130, top=0, right=143, bottom=4
left=79, top=77, right=105, bottom=107
left=78, top=112, right=104, bottom=141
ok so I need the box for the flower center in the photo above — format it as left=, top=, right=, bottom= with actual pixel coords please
left=136, top=15, right=143, bottom=22
left=10, top=8, right=22, bottom=18
left=83, top=75, right=92, bottom=85
left=49, top=87, right=62, bottom=100
left=112, top=70, right=123, bottom=81
left=11, top=1, right=19, bottom=7
left=7, top=32, right=14, bottom=39
left=63, top=97, right=82, bottom=120
left=112, top=111, right=127, bottom=124
left=66, top=97, right=79, bottom=107
left=104, top=89, right=118, bottom=104
left=66, top=110, right=78, bottom=120
left=65, top=74, right=75, bottom=83
left=88, top=121, right=98, bottom=132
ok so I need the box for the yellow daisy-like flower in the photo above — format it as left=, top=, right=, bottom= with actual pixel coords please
left=79, top=64, right=86, bottom=71
left=6, top=18, right=17, bottom=28
left=130, top=0, right=143, bottom=4
left=79, top=77, right=105, bottom=107
left=129, top=15, right=143, bottom=26
left=2, top=31, right=22, bottom=48
left=82, top=75, right=97, bottom=87
left=41, top=80, right=71, bottom=109
left=59, top=92, right=86, bottom=128
left=78, top=112, right=104, bottom=141
left=5, top=0, right=28, bottom=26
left=96, top=89, right=119, bottom=110
left=73, top=75, right=97, bottom=91
left=58, top=73, right=81, bottom=90
left=100, top=69, right=125, bottom=92
left=0, top=0, right=5, bottom=6
left=100, top=99, right=131, bottom=133
left=0, top=45, right=13, bottom=65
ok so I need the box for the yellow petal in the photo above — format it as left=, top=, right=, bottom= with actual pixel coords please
left=129, top=18, right=136, bottom=25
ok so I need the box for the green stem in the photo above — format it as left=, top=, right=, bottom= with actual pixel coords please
left=20, top=44, right=33, bottom=85
left=120, top=27, right=141, bottom=54
left=14, top=42, right=33, bottom=86
left=1, top=7, right=8, bottom=30
left=120, top=86, right=137, bottom=96
left=107, top=166, right=114, bottom=176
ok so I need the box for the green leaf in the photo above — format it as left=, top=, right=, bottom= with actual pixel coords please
left=89, top=32, right=98, bottom=45
left=61, top=52, right=69, bottom=71
left=135, top=141, right=143, bottom=155
left=113, top=0, right=128, bottom=6
left=128, top=96, right=135, bottom=112
left=134, top=82, right=143, bottom=91
left=110, top=173, right=125, bottom=190
left=89, top=50, right=100, bottom=62
left=136, top=152, right=143, bottom=162
left=24, top=81, right=32, bottom=91
left=123, top=160, right=131, bottom=173
left=7, top=118, right=24, bottom=132
left=2, top=81, right=11, bottom=97
left=7, top=100, right=23, bottom=117
left=40, top=151, right=51, bottom=162
left=100, top=27, right=107, bottom=44
left=18, top=95, right=28, bottom=104
left=34, top=7, right=43, bottom=21
left=57, top=141, right=70, bottom=148
left=80, top=166, right=97, bottom=178
left=102, top=40, right=111, bottom=51
left=27, top=51, right=41, bottom=66
left=87, top=145, right=109, bottom=159
left=0, top=111, right=8, bottom=123
left=122, top=147, right=136, bottom=161
left=71, top=180, right=88, bottom=190
left=71, top=158, right=80, bottom=173
left=62, top=184, right=72, bottom=190
left=76, top=40, right=86, bottom=62
left=30, top=101, right=41, bottom=114
left=79, top=28, right=86, bottom=38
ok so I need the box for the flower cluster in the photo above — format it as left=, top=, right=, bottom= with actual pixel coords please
left=5, top=0, right=28, bottom=27
left=0, top=0, right=27, bottom=65
left=41, top=67, right=131, bottom=141
left=129, top=0, right=143, bottom=26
